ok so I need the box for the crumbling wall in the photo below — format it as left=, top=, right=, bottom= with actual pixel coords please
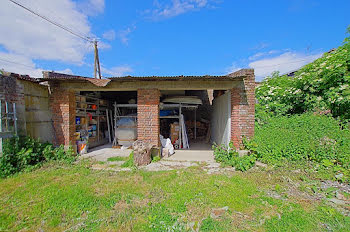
left=229, top=69, right=255, bottom=148
left=0, top=74, right=26, bottom=134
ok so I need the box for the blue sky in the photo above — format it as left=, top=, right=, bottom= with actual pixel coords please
left=0, top=0, right=349, bottom=81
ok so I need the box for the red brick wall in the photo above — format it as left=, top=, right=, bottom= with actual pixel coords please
left=230, top=70, right=255, bottom=149
left=137, top=89, right=160, bottom=146
left=49, top=83, right=76, bottom=147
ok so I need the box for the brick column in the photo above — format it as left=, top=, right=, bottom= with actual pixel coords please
left=49, top=84, right=76, bottom=147
left=137, top=89, right=160, bottom=147
left=230, top=70, right=255, bottom=149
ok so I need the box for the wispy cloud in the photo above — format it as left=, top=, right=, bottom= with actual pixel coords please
left=251, top=42, right=270, bottom=51
left=248, top=50, right=280, bottom=61
left=102, top=29, right=116, bottom=41
left=226, top=62, right=241, bottom=74
left=145, top=0, right=217, bottom=20
left=101, top=65, right=133, bottom=77
left=117, top=25, right=136, bottom=45
left=78, top=0, right=105, bottom=16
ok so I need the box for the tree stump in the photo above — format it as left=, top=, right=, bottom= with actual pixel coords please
left=133, top=140, right=154, bottom=166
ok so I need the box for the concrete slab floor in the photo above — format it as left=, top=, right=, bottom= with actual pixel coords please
left=81, top=141, right=214, bottom=163
left=165, top=141, right=214, bottom=162
left=165, top=150, right=214, bottom=162
left=80, top=143, right=132, bottom=162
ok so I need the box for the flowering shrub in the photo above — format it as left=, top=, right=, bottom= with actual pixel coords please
left=256, top=26, right=350, bottom=120
left=247, top=27, right=350, bottom=181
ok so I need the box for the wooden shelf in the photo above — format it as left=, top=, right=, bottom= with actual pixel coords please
left=75, top=94, right=110, bottom=148
left=160, top=116, right=180, bottom=119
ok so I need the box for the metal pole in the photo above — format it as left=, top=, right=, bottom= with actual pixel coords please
left=194, top=109, right=197, bottom=140
left=109, top=110, right=114, bottom=141
left=5, top=101, right=9, bottom=131
left=179, top=103, right=182, bottom=149
left=106, top=109, right=111, bottom=143
left=13, top=103, right=17, bottom=135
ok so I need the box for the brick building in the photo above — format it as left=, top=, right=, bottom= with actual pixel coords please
left=1, top=69, right=255, bottom=151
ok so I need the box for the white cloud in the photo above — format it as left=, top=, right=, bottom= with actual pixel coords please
left=0, top=52, right=43, bottom=77
left=226, top=62, right=241, bottom=74
left=251, top=42, right=269, bottom=50
left=0, top=0, right=105, bottom=77
left=78, top=0, right=105, bottom=16
left=101, top=65, right=133, bottom=77
left=117, top=25, right=136, bottom=45
left=102, top=29, right=116, bottom=41
left=54, top=68, right=73, bottom=75
left=248, top=50, right=280, bottom=61
left=249, top=51, right=323, bottom=80
left=146, top=0, right=213, bottom=19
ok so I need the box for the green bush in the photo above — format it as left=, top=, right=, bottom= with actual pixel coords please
left=244, top=114, right=350, bottom=180
left=256, top=26, right=350, bottom=120
left=213, top=142, right=256, bottom=171
left=0, top=136, right=76, bottom=178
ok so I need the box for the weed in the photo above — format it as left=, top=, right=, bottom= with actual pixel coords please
left=213, top=142, right=256, bottom=171
left=121, top=151, right=135, bottom=168
left=107, top=156, right=128, bottom=162
left=152, top=156, right=161, bottom=163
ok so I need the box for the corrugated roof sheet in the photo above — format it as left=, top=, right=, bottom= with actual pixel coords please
left=41, top=69, right=254, bottom=87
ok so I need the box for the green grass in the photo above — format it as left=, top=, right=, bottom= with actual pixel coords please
left=106, top=156, right=129, bottom=162
left=0, top=161, right=349, bottom=231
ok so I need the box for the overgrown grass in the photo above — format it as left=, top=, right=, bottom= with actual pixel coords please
left=0, top=161, right=349, bottom=231
left=244, top=114, right=350, bottom=182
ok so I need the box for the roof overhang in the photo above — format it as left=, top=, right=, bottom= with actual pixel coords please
left=41, top=69, right=254, bottom=89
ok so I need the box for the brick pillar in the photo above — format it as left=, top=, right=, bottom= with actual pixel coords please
left=49, top=84, right=76, bottom=147
left=230, top=70, right=255, bottom=149
left=137, top=89, right=160, bottom=147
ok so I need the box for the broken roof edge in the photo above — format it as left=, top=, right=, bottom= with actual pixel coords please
left=41, top=68, right=254, bottom=87
left=0, top=70, right=40, bottom=83
left=42, top=71, right=111, bottom=87
left=227, top=68, right=254, bottom=78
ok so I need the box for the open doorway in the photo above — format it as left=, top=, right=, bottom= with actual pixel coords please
left=75, top=91, right=137, bottom=154
left=159, top=90, right=213, bottom=151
